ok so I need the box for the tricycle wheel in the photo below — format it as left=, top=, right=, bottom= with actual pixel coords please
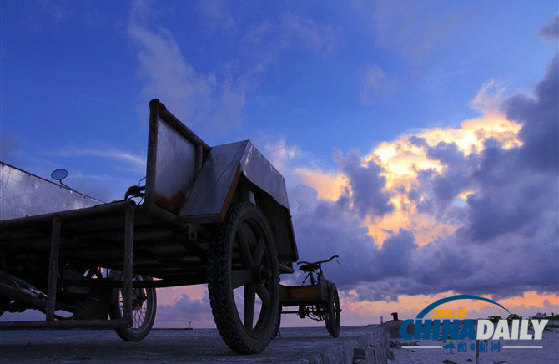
left=325, top=285, right=340, bottom=337
left=109, top=274, right=157, bottom=342
left=208, top=202, right=280, bottom=354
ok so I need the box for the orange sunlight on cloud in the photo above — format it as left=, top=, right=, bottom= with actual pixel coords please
left=357, top=109, right=521, bottom=245
left=340, top=291, right=559, bottom=325
left=293, top=168, right=348, bottom=201
left=364, top=208, right=457, bottom=247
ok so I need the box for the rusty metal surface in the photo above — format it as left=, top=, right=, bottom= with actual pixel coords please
left=0, top=162, right=103, bottom=221
left=279, top=285, right=327, bottom=306
left=145, top=99, right=210, bottom=214
left=144, top=101, right=290, bottom=219
left=152, top=120, right=197, bottom=213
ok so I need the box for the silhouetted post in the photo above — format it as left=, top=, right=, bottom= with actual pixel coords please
left=46, top=215, right=61, bottom=321
left=122, top=204, right=134, bottom=327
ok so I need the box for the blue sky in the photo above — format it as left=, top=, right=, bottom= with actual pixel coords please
left=1, top=1, right=557, bottom=326
left=1, top=1, right=555, bottom=201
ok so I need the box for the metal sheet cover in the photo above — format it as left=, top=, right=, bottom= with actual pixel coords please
left=153, top=119, right=197, bottom=213
left=0, top=162, right=102, bottom=220
left=241, top=142, right=289, bottom=209
left=180, top=140, right=289, bottom=217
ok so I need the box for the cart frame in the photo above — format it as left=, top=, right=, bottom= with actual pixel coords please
left=0, top=100, right=298, bottom=333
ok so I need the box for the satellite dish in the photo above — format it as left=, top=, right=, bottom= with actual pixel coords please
left=51, top=169, right=68, bottom=185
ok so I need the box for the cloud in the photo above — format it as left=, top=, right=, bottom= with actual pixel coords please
left=128, top=0, right=247, bottom=133
left=470, top=79, right=506, bottom=115
left=156, top=291, right=214, bottom=328
left=241, top=12, right=339, bottom=76
left=281, top=57, right=558, bottom=301
left=359, top=64, right=395, bottom=104
left=337, top=149, right=394, bottom=217
left=58, top=148, right=146, bottom=170
left=291, top=197, right=379, bottom=288
left=195, top=0, right=236, bottom=32
left=505, top=56, right=558, bottom=172
left=293, top=168, right=347, bottom=201
left=128, top=2, right=339, bottom=134
left=362, top=0, right=456, bottom=61
left=539, top=14, right=559, bottom=41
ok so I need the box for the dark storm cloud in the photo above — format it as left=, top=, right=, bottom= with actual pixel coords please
left=374, top=230, right=416, bottom=277
left=463, top=58, right=558, bottom=241
left=410, top=142, right=472, bottom=224
left=418, top=57, right=558, bottom=296
left=291, top=57, right=558, bottom=301
left=290, top=185, right=417, bottom=289
left=338, top=149, right=393, bottom=217
left=290, top=197, right=378, bottom=288
left=411, top=58, right=558, bottom=242
left=539, top=14, right=559, bottom=41
left=505, top=56, right=558, bottom=172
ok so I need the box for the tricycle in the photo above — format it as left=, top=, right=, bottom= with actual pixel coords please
left=277, top=255, right=341, bottom=337
left=0, top=99, right=341, bottom=354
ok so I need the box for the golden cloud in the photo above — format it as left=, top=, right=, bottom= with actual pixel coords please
left=293, top=168, right=348, bottom=201
left=284, top=82, right=523, bottom=247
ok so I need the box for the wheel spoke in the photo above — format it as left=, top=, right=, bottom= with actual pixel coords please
left=236, top=223, right=253, bottom=267
left=244, top=284, right=256, bottom=331
left=252, top=239, right=265, bottom=266
left=231, top=270, right=252, bottom=289
left=256, top=284, right=270, bottom=305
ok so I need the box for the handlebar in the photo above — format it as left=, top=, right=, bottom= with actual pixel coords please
left=296, top=255, right=339, bottom=272
left=297, top=255, right=339, bottom=267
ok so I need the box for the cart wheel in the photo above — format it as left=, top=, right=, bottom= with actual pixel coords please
left=208, top=202, right=280, bottom=354
left=325, top=285, right=340, bottom=337
left=109, top=274, right=157, bottom=342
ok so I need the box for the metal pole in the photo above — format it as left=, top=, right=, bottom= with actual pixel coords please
left=122, top=204, right=134, bottom=327
left=46, top=215, right=61, bottom=321
left=476, top=339, right=480, bottom=364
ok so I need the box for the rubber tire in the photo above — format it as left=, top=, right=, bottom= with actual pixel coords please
left=325, top=285, right=340, bottom=337
left=208, top=202, right=280, bottom=354
left=109, top=275, right=157, bottom=342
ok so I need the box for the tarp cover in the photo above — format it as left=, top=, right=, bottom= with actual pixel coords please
left=180, top=140, right=289, bottom=217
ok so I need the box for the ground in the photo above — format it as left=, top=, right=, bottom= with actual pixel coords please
left=388, top=323, right=559, bottom=364
left=0, top=326, right=389, bottom=364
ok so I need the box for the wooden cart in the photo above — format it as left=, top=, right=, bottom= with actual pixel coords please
left=0, top=99, right=303, bottom=354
